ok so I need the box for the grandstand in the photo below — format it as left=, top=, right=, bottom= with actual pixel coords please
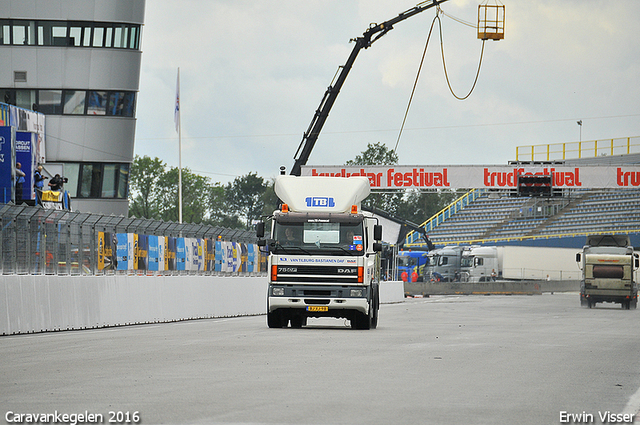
left=406, top=143, right=640, bottom=249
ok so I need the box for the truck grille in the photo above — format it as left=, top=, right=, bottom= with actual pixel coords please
left=274, top=265, right=361, bottom=283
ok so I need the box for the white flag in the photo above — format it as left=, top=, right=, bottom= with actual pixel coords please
left=174, top=68, right=180, bottom=132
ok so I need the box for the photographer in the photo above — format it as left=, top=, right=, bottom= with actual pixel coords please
left=48, top=174, right=67, bottom=191
left=34, top=165, right=48, bottom=202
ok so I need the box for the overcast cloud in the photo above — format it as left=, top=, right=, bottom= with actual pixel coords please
left=134, top=0, right=640, bottom=184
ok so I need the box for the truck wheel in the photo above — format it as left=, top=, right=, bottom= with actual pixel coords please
left=371, top=287, right=379, bottom=329
left=267, top=310, right=286, bottom=328
left=352, top=311, right=371, bottom=330
left=290, top=315, right=305, bottom=328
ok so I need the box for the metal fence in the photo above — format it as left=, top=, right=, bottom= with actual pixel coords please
left=0, top=203, right=259, bottom=276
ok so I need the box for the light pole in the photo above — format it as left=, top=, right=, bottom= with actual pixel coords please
left=577, top=120, right=582, bottom=142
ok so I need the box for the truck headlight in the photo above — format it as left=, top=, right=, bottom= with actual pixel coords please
left=272, top=287, right=285, bottom=296
left=350, top=289, right=364, bottom=297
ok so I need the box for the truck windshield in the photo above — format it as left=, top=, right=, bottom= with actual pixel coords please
left=273, top=218, right=364, bottom=256
left=461, top=257, right=473, bottom=268
left=398, top=256, right=418, bottom=267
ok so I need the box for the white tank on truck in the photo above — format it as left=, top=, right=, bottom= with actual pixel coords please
left=256, top=175, right=383, bottom=329
left=576, top=234, right=639, bottom=309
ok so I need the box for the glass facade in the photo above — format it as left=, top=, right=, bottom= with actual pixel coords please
left=64, top=162, right=129, bottom=199
left=0, top=19, right=141, bottom=49
left=1, top=88, right=136, bottom=117
left=2, top=10, right=142, bottom=213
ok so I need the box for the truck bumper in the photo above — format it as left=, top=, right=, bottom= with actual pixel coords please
left=268, top=284, right=370, bottom=316
left=581, top=287, right=637, bottom=306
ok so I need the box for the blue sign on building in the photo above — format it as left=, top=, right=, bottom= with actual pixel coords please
left=16, top=131, right=36, bottom=201
left=0, top=126, right=15, bottom=203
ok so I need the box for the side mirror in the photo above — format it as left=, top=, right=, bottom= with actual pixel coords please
left=373, top=242, right=382, bottom=252
left=634, top=253, right=639, bottom=269
left=256, top=221, right=265, bottom=238
left=257, top=239, right=267, bottom=247
left=373, top=224, right=382, bottom=241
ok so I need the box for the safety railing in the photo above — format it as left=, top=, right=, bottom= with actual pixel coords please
left=404, top=188, right=487, bottom=245
left=0, top=204, right=265, bottom=276
left=516, top=136, right=640, bottom=161
left=410, top=229, right=640, bottom=248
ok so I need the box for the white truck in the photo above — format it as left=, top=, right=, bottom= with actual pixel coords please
left=460, top=245, right=499, bottom=282
left=256, top=175, right=383, bottom=329
left=459, top=245, right=580, bottom=282
left=576, top=234, right=639, bottom=309
left=424, top=245, right=464, bottom=282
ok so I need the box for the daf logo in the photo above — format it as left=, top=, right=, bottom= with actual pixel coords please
left=337, top=268, right=357, bottom=274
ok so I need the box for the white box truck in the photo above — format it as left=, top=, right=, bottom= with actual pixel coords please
left=256, top=175, right=383, bottom=329
left=460, top=245, right=580, bottom=282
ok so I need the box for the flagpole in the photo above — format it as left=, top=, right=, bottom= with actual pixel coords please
left=177, top=67, right=183, bottom=224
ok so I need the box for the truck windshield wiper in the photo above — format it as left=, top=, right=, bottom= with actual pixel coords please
left=273, top=242, right=312, bottom=255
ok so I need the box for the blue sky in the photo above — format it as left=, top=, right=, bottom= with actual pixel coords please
left=134, top=0, right=640, bottom=184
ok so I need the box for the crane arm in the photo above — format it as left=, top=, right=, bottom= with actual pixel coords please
left=290, top=0, right=448, bottom=176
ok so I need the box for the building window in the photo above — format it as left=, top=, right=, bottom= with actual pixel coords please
left=38, top=21, right=69, bottom=46
left=93, top=26, right=105, bottom=47
left=0, top=20, right=10, bottom=45
left=117, top=166, right=129, bottom=198
left=87, top=91, right=108, bottom=115
left=38, top=90, right=63, bottom=114
left=82, top=26, right=92, bottom=47
left=108, top=92, right=135, bottom=116
left=104, top=27, right=113, bottom=48
left=11, top=20, right=37, bottom=45
left=9, top=90, right=37, bottom=109
left=2, top=88, right=136, bottom=117
left=63, top=90, right=86, bottom=114
left=102, top=164, right=119, bottom=197
left=68, top=23, right=83, bottom=46
left=64, top=163, right=80, bottom=197
left=80, top=164, right=102, bottom=197
left=64, top=162, right=129, bottom=199
left=0, top=19, right=140, bottom=49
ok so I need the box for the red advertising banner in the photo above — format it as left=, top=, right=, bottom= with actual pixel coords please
left=302, top=165, right=640, bottom=189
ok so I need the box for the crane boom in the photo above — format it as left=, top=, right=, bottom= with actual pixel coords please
left=290, top=0, right=448, bottom=176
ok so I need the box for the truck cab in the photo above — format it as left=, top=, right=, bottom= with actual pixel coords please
left=576, top=234, right=639, bottom=309
left=426, top=246, right=463, bottom=282
left=461, top=246, right=500, bottom=282
left=257, top=175, right=382, bottom=329
left=397, top=250, right=429, bottom=282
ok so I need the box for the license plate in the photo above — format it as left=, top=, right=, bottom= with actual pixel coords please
left=307, top=306, right=329, bottom=312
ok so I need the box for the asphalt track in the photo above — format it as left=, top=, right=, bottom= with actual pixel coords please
left=2, top=293, right=640, bottom=425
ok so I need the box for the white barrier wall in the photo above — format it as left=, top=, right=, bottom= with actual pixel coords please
left=0, top=276, right=405, bottom=335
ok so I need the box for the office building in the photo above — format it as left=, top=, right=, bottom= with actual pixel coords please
left=0, top=0, right=145, bottom=215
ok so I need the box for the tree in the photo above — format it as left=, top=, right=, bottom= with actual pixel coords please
left=128, top=156, right=276, bottom=230
left=225, top=172, right=268, bottom=229
left=346, top=142, right=403, bottom=214
left=346, top=141, right=398, bottom=166
left=345, top=142, right=459, bottom=225
left=260, top=179, right=279, bottom=218
left=128, top=155, right=166, bottom=219
left=396, top=189, right=460, bottom=225
left=156, top=166, right=213, bottom=223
